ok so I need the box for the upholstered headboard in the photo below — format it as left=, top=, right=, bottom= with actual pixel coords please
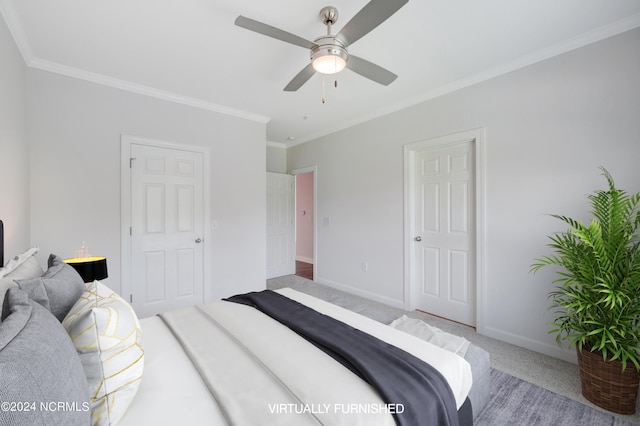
left=0, top=219, right=4, bottom=266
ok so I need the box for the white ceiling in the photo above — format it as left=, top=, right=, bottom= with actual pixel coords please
left=2, top=0, right=640, bottom=146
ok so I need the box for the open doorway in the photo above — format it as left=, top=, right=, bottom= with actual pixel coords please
left=293, top=168, right=316, bottom=280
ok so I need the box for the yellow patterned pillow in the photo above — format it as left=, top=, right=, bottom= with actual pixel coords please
left=63, top=281, right=144, bottom=426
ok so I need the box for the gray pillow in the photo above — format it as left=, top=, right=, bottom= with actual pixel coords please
left=0, top=287, right=90, bottom=426
left=13, top=254, right=85, bottom=321
left=0, top=278, right=18, bottom=316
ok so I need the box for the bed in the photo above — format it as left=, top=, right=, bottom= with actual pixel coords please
left=0, top=219, right=485, bottom=426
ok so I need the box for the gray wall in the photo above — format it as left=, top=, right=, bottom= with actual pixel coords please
left=0, top=16, right=30, bottom=257
left=25, top=69, right=267, bottom=300
left=287, top=28, right=640, bottom=362
left=267, top=143, right=287, bottom=173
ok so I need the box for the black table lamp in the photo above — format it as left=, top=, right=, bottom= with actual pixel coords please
left=64, top=256, right=108, bottom=283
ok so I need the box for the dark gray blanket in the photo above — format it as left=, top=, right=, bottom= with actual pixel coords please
left=226, top=290, right=463, bottom=426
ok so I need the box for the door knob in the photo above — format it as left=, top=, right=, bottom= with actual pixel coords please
left=414, top=236, right=422, bottom=242
left=195, top=238, right=202, bottom=243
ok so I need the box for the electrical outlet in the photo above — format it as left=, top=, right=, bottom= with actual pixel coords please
left=361, top=261, right=368, bottom=272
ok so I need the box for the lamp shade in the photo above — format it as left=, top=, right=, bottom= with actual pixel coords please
left=64, top=256, right=108, bottom=283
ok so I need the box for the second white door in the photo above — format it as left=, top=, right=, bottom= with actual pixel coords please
left=411, top=140, right=476, bottom=326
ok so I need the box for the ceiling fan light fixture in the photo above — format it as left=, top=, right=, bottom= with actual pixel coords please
left=312, top=53, right=347, bottom=74
left=311, top=37, right=348, bottom=75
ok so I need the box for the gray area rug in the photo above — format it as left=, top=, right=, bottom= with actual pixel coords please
left=476, top=368, right=635, bottom=426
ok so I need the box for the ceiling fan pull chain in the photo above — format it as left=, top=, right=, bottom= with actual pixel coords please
left=322, top=77, right=326, bottom=104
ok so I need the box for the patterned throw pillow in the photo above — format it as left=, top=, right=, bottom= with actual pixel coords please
left=63, top=281, right=144, bottom=426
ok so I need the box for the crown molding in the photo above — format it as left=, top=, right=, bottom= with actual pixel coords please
left=28, top=58, right=271, bottom=124
left=393, top=11, right=640, bottom=116
left=1, top=2, right=270, bottom=124
left=266, top=141, right=287, bottom=149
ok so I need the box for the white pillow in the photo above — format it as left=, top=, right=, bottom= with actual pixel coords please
left=0, top=249, right=44, bottom=323
left=5, top=255, right=45, bottom=280
left=63, top=281, right=144, bottom=426
left=0, top=247, right=41, bottom=278
left=389, top=315, right=471, bottom=357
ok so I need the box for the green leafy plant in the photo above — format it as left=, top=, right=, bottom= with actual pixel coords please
left=531, top=167, right=640, bottom=371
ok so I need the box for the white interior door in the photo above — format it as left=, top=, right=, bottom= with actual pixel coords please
left=411, top=140, right=476, bottom=326
left=266, top=172, right=295, bottom=279
left=130, top=143, right=205, bottom=317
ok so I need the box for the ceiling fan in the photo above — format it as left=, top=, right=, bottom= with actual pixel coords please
left=235, top=0, right=409, bottom=91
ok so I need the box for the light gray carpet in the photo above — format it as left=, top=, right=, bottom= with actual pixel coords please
left=267, top=275, right=640, bottom=425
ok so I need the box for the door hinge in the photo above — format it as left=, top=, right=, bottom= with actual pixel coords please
left=130, top=157, right=136, bottom=168
left=130, top=294, right=133, bottom=303
left=129, top=226, right=132, bottom=236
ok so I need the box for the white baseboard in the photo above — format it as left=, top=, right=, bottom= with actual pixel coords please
left=315, top=276, right=406, bottom=310
left=482, top=325, right=577, bottom=364
left=295, top=256, right=314, bottom=264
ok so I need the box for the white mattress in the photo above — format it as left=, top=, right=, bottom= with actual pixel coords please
left=120, top=288, right=472, bottom=425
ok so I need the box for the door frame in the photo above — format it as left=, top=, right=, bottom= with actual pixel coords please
left=403, top=129, right=486, bottom=332
left=120, top=134, right=211, bottom=306
left=290, top=165, right=318, bottom=280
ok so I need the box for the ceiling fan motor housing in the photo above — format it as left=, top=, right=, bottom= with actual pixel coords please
left=311, top=36, right=348, bottom=74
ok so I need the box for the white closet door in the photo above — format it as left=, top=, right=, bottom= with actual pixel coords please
left=266, top=172, right=295, bottom=279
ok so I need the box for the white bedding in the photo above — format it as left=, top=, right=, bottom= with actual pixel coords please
left=120, top=288, right=472, bottom=425
left=119, top=315, right=226, bottom=426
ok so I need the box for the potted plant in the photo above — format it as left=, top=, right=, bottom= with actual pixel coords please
left=531, top=167, right=640, bottom=414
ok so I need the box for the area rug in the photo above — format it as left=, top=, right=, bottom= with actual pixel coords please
left=475, top=369, right=637, bottom=426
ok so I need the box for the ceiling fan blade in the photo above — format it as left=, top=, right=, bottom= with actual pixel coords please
left=336, top=0, right=409, bottom=46
left=284, top=63, right=316, bottom=91
left=346, top=55, right=398, bottom=86
left=235, top=16, right=316, bottom=50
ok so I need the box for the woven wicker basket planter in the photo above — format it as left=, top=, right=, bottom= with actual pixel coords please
left=577, top=348, right=640, bottom=414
